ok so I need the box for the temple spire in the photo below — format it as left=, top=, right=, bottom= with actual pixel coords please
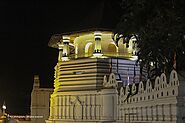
left=33, top=75, right=40, bottom=88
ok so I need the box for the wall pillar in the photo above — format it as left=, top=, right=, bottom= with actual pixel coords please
left=57, top=41, right=63, bottom=62
left=101, top=89, right=118, bottom=121
left=62, top=35, right=70, bottom=61
left=93, top=31, right=103, bottom=57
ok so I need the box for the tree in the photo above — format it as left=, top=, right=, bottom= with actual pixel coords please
left=114, top=0, right=185, bottom=79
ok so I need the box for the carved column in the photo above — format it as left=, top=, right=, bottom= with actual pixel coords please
left=49, top=97, right=53, bottom=119
left=62, top=35, right=70, bottom=61
left=93, top=31, right=103, bottom=57
left=58, top=96, right=62, bottom=119
left=57, top=41, right=63, bottom=61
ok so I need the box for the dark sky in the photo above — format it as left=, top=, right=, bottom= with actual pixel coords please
left=0, top=0, right=121, bottom=115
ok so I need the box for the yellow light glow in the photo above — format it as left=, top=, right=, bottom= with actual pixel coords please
left=85, top=42, right=93, bottom=57
left=129, top=56, right=138, bottom=61
left=94, top=31, right=102, bottom=37
left=93, top=53, right=103, bottom=57
left=2, top=105, right=6, bottom=110
left=62, top=35, right=70, bottom=43
left=62, top=57, right=69, bottom=61
left=69, top=43, right=74, bottom=46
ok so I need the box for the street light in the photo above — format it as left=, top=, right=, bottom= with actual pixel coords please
left=2, top=101, right=6, bottom=116
left=2, top=105, right=6, bottom=110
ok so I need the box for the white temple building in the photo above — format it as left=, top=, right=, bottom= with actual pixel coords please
left=31, top=75, right=53, bottom=123
left=44, top=29, right=185, bottom=123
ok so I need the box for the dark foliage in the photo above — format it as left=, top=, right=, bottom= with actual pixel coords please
left=114, top=0, right=185, bottom=79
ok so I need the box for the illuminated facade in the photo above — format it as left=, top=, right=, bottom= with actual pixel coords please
left=46, top=29, right=185, bottom=123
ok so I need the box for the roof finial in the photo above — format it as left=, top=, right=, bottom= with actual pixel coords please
left=33, top=75, right=40, bottom=88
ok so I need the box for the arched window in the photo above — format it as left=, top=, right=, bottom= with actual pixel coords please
left=107, top=43, right=117, bottom=56
left=172, top=90, right=175, bottom=95
left=161, top=92, right=163, bottom=96
left=85, top=42, right=93, bottom=57
left=146, top=80, right=152, bottom=93
left=139, top=82, right=144, bottom=93
left=140, top=97, right=142, bottom=101
left=169, top=70, right=179, bottom=86
left=155, top=77, right=160, bottom=91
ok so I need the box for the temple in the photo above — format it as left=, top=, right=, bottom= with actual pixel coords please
left=31, top=75, right=53, bottom=123
left=45, top=29, right=185, bottom=123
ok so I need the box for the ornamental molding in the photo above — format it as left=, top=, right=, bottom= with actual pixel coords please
left=103, top=73, right=118, bottom=89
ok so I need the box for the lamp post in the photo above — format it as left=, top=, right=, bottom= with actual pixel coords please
left=2, top=101, right=6, bottom=116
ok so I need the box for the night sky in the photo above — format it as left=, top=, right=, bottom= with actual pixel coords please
left=0, top=0, right=121, bottom=115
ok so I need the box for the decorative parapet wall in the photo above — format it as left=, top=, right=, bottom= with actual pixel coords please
left=116, top=70, right=184, bottom=123
left=103, top=73, right=118, bottom=89
left=119, top=70, right=179, bottom=103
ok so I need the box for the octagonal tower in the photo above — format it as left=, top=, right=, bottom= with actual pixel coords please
left=46, top=29, right=140, bottom=123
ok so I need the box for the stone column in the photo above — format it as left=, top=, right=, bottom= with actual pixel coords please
left=93, top=31, right=103, bottom=57
left=62, top=35, right=70, bottom=61
left=58, top=96, right=62, bottom=119
left=62, top=96, right=66, bottom=119
left=57, top=41, right=63, bottom=62
left=66, top=95, right=69, bottom=119
left=55, top=96, right=59, bottom=119
left=49, top=97, right=53, bottom=119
